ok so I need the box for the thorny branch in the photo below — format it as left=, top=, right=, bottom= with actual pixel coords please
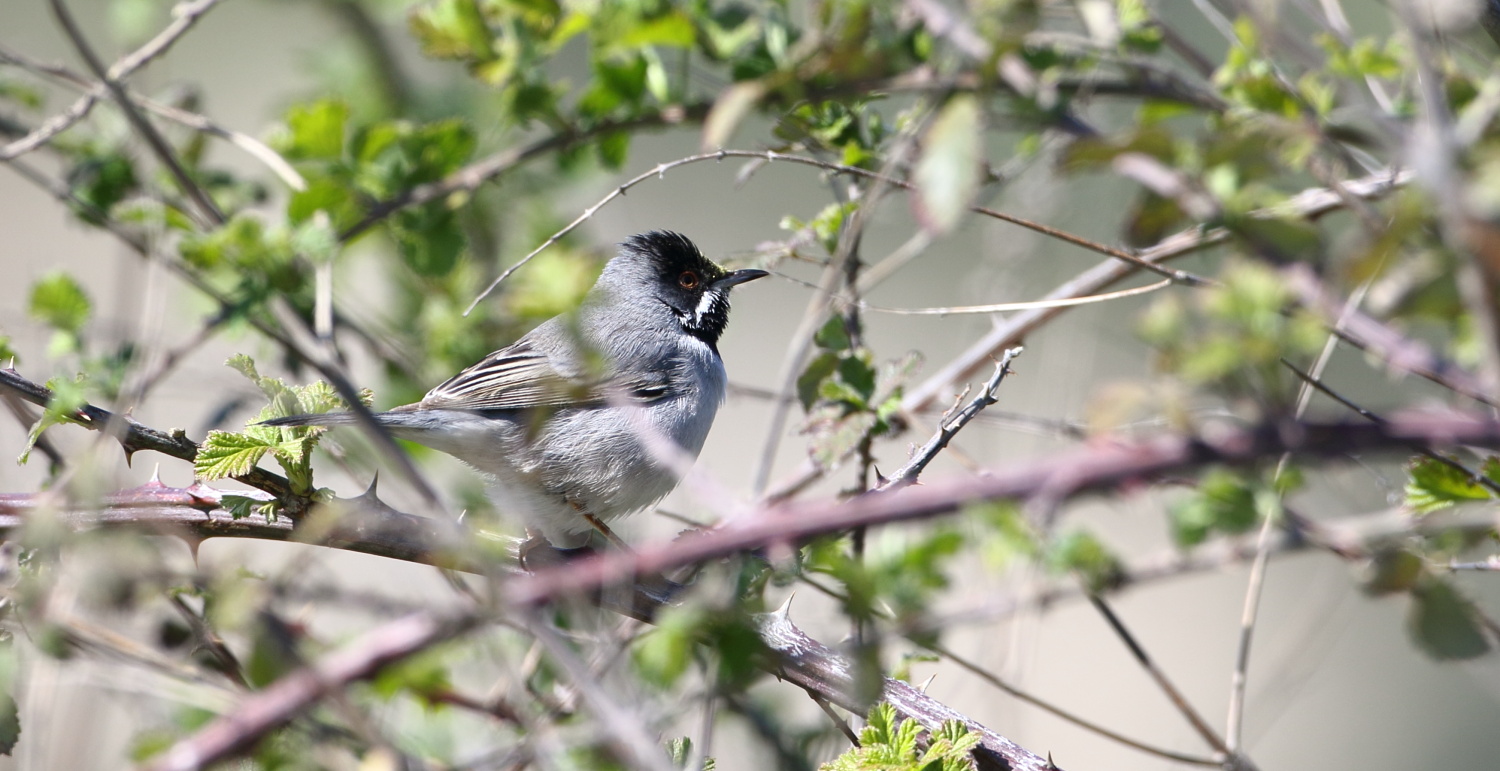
left=0, top=366, right=295, bottom=504
left=11, top=410, right=1500, bottom=770
left=880, top=348, right=1022, bottom=490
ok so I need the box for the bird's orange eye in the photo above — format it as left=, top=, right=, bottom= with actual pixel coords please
left=678, top=270, right=699, bottom=289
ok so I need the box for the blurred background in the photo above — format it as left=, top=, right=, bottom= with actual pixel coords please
left=4, top=0, right=1500, bottom=769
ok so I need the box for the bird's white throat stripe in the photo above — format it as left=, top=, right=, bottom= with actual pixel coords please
left=694, top=290, right=725, bottom=324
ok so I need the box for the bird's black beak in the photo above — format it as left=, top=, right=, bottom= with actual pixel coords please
left=712, top=268, right=769, bottom=290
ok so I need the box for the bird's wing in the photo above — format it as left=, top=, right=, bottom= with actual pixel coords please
left=413, top=338, right=667, bottom=412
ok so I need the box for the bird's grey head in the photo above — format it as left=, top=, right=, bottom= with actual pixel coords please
left=597, top=231, right=768, bottom=349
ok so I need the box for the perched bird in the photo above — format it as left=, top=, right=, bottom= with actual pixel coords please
left=264, top=231, right=767, bottom=549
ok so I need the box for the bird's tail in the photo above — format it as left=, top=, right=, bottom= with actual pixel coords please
left=259, top=408, right=437, bottom=431
left=258, top=413, right=363, bottom=428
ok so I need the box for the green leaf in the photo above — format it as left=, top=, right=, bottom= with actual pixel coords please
left=1048, top=530, right=1122, bottom=592
left=797, top=352, right=839, bottom=410
left=221, top=495, right=262, bottom=520
left=913, top=95, right=983, bottom=234
left=370, top=647, right=453, bottom=704
left=1169, top=468, right=1261, bottom=547
left=596, top=130, right=630, bottom=170
left=66, top=151, right=138, bottom=224
left=635, top=604, right=704, bottom=687
left=1409, top=578, right=1491, bottom=661
left=615, top=11, right=696, bottom=49
left=821, top=702, right=978, bottom=771
left=814, top=317, right=852, bottom=351
left=28, top=272, right=92, bottom=335
left=19, top=375, right=87, bottom=465
left=409, top=0, right=496, bottom=61
left=837, top=355, right=877, bottom=401
left=1405, top=456, right=1494, bottom=514
left=194, top=431, right=276, bottom=480
left=277, top=100, right=349, bottom=161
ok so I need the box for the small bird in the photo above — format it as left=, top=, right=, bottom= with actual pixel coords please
left=265, top=231, right=767, bottom=548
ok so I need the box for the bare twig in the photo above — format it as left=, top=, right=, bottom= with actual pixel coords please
left=464, top=149, right=1210, bottom=316
left=859, top=280, right=1172, bottom=315
left=880, top=348, right=1022, bottom=490
left=0, top=0, right=223, bottom=160
left=1086, top=594, right=1234, bottom=759
left=49, top=0, right=226, bottom=227
left=0, top=44, right=303, bottom=189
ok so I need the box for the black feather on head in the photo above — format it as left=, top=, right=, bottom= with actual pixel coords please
left=611, top=231, right=746, bottom=348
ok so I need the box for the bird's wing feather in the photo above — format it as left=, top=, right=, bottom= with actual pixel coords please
left=414, top=338, right=667, bottom=412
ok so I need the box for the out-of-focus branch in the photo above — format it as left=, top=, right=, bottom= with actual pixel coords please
left=49, top=0, right=226, bottom=227
left=504, top=412, right=1500, bottom=609
left=765, top=167, right=1413, bottom=502
left=0, top=0, right=223, bottom=160
left=0, top=44, right=303, bottom=189
left=22, top=411, right=1500, bottom=771
left=140, top=610, right=481, bottom=771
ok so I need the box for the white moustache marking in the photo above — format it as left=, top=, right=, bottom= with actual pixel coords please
left=694, top=290, right=725, bottom=324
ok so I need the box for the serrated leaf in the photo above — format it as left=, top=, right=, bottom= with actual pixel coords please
left=818, top=377, right=868, bottom=408
left=837, top=354, right=876, bottom=401
left=1405, top=456, right=1492, bottom=514
left=913, top=95, right=983, bottom=234
left=221, top=495, right=260, bottom=520
left=195, top=431, right=276, bottom=480
left=1409, top=578, right=1491, bottom=661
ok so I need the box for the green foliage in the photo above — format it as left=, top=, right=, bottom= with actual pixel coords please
left=1047, top=529, right=1124, bottom=594
left=1404, top=456, right=1500, bottom=515
left=27, top=272, right=92, bottom=357
left=1139, top=260, right=1325, bottom=411
left=798, top=317, right=919, bottom=471
left=17, top=374, right=88, bottom=466
left=805, top=525, right=962, bottom=644
left=64, top=146, right=139, bottom=225
left=1168, top=467, right=1291, bottom=548
left=820, top=703, right=978, bottom=771
left=0, top=636, right=19, bottom=756
left=193, top=355, right=370, bottom=498
left=635, top=601, right=767, bottom=690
